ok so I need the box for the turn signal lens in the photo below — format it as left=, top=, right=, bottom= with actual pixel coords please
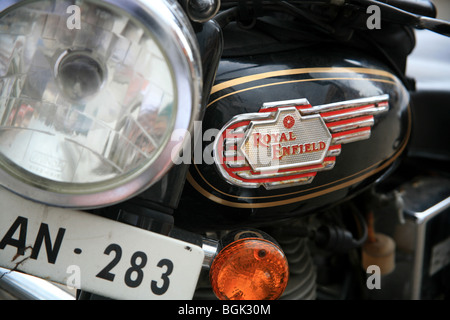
left=210, top=238, right=289, bottom=300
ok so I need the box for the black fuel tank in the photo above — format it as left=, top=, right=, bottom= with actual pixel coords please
left=175, top=46, right=410, bottom=231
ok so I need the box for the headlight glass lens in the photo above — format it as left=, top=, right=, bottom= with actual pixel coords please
left=0, top=0, right=201, bottom=207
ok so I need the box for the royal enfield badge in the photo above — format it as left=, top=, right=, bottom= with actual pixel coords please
left=241, top=106, right=331, bottom=173
left=214, top=95, right=389, bottom=189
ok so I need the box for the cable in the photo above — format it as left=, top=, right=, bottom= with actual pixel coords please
left=279, top=1, right=335, bottom=34
left=347, top=0, right=450, bottom=37
left=349, top=204, right=368, bottom=247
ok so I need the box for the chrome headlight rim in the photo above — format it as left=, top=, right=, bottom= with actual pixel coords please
left=0, top=0, right=202, bottom=208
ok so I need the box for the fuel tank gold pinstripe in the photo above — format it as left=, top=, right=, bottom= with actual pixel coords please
left=188, top=67, right=411, bottom=208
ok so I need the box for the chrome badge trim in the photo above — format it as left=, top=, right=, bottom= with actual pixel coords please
left=214, top=94, right=389, bottom=189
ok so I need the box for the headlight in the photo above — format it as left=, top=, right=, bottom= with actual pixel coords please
left=0, top=0, right=202, bottom=208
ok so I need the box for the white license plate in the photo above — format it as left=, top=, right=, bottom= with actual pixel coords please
left=0, top=188, right=204, bottom=300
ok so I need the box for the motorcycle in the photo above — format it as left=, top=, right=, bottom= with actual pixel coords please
left=0, top=0, right=449, bottom=301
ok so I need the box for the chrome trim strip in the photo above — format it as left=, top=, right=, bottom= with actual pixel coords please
left=236, top=160, right=335, bottom=180
left=410, top=196, right=450, bottom=300
left=201, top=238, right=219, bottom=269
left=0, top=267, right=75, bottom=300
left=265, top=176, right=315, bottom=189
left=321, top=106, right=387, bottom=122
left=332, top=130, right=371, bottom=145
left=226, top=161, right=247, bottom=168
left=327, top=117, right=375, bottom=133
left=300, top=94, right=389, bottom=116
left=223, top=150, right=237, bottom=158
left=261, top=98, right=310, bottom=110
left=326, top=147, right=342, bottom=157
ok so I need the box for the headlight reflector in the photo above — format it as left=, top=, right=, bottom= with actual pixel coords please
left=0, top=0, right=201, bottom=207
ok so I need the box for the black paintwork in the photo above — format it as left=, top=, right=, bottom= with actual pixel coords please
left=174, top=45, right=411, bottom=231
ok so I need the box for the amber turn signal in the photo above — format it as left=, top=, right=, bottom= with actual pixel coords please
left=210, top=238, right=289, bottom=300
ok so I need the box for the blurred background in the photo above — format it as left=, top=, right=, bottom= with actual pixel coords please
left=434, top=0, right=450, bottom=19
left=406, top=0, right=450, bottom=90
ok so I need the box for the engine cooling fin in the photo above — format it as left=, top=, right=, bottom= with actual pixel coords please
left=279, top=236, right=317, bottom=300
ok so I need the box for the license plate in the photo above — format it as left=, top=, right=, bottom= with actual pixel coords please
left=0, top=188, right=204, bottom=300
